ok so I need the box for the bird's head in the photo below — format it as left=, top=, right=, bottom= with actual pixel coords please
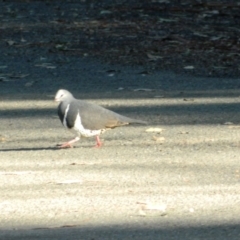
left=54, top=89, right=73, bottom=102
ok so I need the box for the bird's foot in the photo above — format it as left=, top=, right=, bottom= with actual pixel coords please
left=94, top=142, right=103, bottom=148
left=57, top=142, right=73, bottom=148
left=94, top=135, right=103, bottom=148
left=56, top=137, right=80, bottom=149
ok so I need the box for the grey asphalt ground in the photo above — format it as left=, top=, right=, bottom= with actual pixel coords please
left=1, top=58, right=240, bottom=239
left=1, top=1, right=240, bottom=240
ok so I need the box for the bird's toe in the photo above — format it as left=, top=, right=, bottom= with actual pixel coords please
left=56, top=142, right=73, bottom=149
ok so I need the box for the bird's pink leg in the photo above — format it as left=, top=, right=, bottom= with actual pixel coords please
left=94, top=135, right=103, bottom=148
left=57, top=137, right=80, bottom=148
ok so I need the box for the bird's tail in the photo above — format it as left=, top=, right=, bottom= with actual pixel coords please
left=119, top=115, right=147, bottom=125
left=128, top=118, right=147, bottom=125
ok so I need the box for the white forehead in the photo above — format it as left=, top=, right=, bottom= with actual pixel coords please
left=56, top=89, right=68, bottom=97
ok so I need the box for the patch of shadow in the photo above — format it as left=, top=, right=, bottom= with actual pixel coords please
left=0, top=146, right=60, bottom=152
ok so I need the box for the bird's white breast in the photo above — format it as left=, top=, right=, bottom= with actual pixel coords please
left=73, top=112, right=104, bottom=138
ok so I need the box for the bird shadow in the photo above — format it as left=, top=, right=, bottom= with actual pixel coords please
left=0, top=145, right=98, bottom=152
left=0, top=146, right=60, bottom=152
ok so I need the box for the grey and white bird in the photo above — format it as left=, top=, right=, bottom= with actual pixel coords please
left=55, top=89, right=147, bottom=148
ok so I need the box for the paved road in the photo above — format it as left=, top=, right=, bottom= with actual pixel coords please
left=1, top=58, right=240, bottom=239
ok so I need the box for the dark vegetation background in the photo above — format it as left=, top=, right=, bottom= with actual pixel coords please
left=1, top=0, right=239, bottom=79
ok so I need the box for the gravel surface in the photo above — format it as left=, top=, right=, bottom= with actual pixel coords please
left=1, top=1, right=240, bottom=240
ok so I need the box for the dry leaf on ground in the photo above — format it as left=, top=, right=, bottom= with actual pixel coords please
left=146, top=128, right=164, bottom=133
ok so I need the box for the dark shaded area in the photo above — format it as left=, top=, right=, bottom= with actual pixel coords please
left=0, top=0, right=240, bottom=78
left=1, top=101, right=240, bottom=125
left=1, top=223, right=240, bottom=240
left=0, top=146, right=59, bottom=152
left=1, top=0, right=240, bottom=103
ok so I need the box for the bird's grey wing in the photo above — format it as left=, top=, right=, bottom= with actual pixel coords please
left=76, top=100, right=130, bottom=130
